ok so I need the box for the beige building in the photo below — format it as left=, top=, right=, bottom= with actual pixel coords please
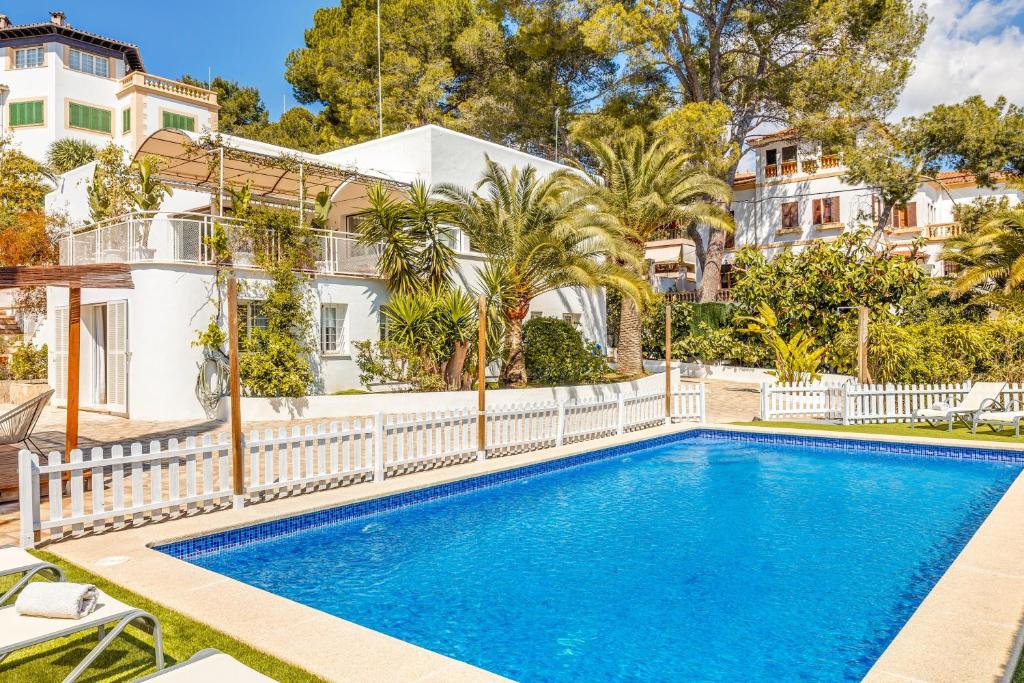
left=0, top=11, right=218, bottom=161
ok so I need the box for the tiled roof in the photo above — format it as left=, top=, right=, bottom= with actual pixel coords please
left=0, top=20, right=143, bottom=71
left=748, top=127, right=798, bottom=147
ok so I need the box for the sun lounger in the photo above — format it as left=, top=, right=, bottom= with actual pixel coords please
left=973, top=400, right=1024, bottom=438
left=0, top=588, right=163, bottom=682
left=911, top=382, right=1007, bottom=431
left=135, top=648, right=276, bottom=681
left=0, top=545, right=64, bottom=606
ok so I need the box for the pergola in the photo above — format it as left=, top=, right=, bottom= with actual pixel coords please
left=0, top=264, right=133, bottom=455
left=133, top=128, right=407, bottom=214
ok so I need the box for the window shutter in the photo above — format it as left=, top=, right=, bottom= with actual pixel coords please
left=830, top=197, right=840, bottom=223
left=54, top=307, right=69, bottom=403
left=812, top=199, right=822, bottom=225
left=906, top=202, right=917, bottom=227
left=106, top=301, right=128, bottom=411
left=122, top=108, right=131, bottom=133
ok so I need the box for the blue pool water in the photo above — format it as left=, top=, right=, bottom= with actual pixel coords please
left=167, top=434, right=1021, bottom=682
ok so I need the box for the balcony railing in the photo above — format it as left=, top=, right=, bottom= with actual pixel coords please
left=925, top=222, right=963, bottom=240
left=764, top=164, right=779, bottom=178
left=779, top=160, right=798, bottom=175
left=820, top=155, right=840, bottom=169
left=118, top=72, right=218, bottom=105
left=58, top=212, right=380, bottom=278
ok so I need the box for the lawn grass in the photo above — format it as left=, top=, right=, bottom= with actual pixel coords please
left=731, top=419, right=1024, bottom=445
left=1, top=551, right=323, bottom=682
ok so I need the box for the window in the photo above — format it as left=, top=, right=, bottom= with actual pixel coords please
left=562, top=312, right=582, bottom=326
left=320, top=304, right=347, bottom=354
left=720, top=263, right=735, bottom=290
left=345, top=215, right=366, bottom=233
left=13, top=46, right=44, bottom=69
left=162, top=111, right=196, bottom=132
left=780, top=145, right=798, bottom=162
left=122, top=108, right=131, bottom=133
left=9, top=100, right=44, bottom=127
left=530, top=311, right=544, bottom=320
left=812, top=197, right=840, bottom=225
left=765, top=149, right=778, bottom=166
left=780, top=201, right=800, bottom=230
left=891, top=202, right=917, bottom=228
left=68, top=102, right=112, bottom=134
left=68, top=48, right=109, bottom=77
left=238, top=301, right=267, bottom=339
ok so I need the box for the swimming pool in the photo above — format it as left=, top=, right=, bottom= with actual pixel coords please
left=158, top=430, right=1023, bottom=681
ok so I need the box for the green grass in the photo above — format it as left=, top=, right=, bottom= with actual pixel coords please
left=1, top=551, right=323, bottom=682
left=731, top=420, right=1024, bottom=444
left=331, top=388, right=369, bottom=395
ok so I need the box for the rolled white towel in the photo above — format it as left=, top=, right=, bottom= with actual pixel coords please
left=931, top=401, right=950, bottom=411
left=15, top=582, right=98, bottom=619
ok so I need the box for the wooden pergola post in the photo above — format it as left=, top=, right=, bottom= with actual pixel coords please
left=477, top=295, right=487, bottom=460
left=65, top=287, right=81, bottom=456
left=227, top=276, right=245, bottom=508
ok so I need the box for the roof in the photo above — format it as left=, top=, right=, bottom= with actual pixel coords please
left=749, top=128, right=798, bottom=148
left=134, top=128, right=407, bottom=201
left=0, top=19, right=144, bottom=71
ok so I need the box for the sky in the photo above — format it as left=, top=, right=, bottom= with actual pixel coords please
left=3, top=0, right=1022, bottom=122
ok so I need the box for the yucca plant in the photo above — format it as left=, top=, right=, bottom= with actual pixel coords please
left=740, top=302, right=824, bottom=383
left=45, top=137, right=98, bottom=175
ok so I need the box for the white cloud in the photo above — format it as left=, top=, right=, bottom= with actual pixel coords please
left=896, top=0, right=1024, bottom=117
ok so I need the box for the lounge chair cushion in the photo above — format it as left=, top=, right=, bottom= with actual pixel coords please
left=142, top=650, right=276, bottom=681
left=0, top=546, right=49, bottom=575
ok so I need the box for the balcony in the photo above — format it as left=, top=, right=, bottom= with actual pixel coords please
left=779, top=160, right=798, bottom=175
left=58, top=212, right=380, bottom=277
left=925, top=222, right=963, bottom=241
left=118, top=72, right=218, bottom=106
left=820, top=155, right=840, bottom=169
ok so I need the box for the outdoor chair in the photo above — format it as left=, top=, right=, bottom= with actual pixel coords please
left=0, top=545, right=65, bottom=606
left=911, top=382, right=1007, bottom=431
left=0, top=588, right=163, bottom=683
left=972, top=400, right=1024, bottom=438
left=135, top=648, right=276, bottom=681
left=0, top=389, right=54, bottom=454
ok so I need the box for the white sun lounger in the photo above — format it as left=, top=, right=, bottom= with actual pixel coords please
left=0, top=545, right=65, bottom=606
left=973, top=400, right=1024, bottom=438
left=135, top=648, right=276, bottom=681
left=911, top=382, right=1007, bottom=431
left=0, top=588, right=163, bottom=682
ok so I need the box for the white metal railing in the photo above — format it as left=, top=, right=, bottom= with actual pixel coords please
left=760, top=381, right=1024, bottom=424
left=58, top=212, right=381, bottom=278
left=19, top=385, right=705, bottom=547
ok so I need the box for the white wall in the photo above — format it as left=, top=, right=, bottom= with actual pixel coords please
left=224, top=368, right=680, bottom=421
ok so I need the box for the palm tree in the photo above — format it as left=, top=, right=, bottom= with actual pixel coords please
left=944, top=208, right=1024, bottom=303
left=437, top=158, right=645, bottom=386
left=571, top=131, right=734, bottom=376
left=45, top=138, right=97, bottom=175
left=353, top=180, right=456, bottom=295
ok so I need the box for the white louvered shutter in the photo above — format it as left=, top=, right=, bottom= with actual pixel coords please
left=106, top=301, right=128, bottom=412
left=53, top=307, right=69, bottom=404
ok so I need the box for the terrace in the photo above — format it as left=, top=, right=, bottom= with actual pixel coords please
left=57, top=212, right=381, bottom=278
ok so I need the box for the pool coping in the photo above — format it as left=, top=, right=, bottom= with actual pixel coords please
left=39, top=422, right=1024, bottom=682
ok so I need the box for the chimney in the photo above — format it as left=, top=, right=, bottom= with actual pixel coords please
left=49, top=11, right=66, bottom=26
left=0, top=15, right=11, bottom=29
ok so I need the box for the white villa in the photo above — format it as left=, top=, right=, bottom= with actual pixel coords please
left=43, top=125, right=606, bottom=421
left=651, top=128, right=1023, bottom=294
left=0, top=11, right=218, bottom=161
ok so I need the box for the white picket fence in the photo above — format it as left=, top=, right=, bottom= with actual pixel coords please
left=18, top=385, right=704, bottom=547
left=760, top=381, right=1024, bottom=424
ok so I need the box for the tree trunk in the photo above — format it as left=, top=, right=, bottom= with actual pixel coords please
left=699, top=227, right=726, bottom=302
left=501, top=312, right=528, bottom=387
left=616, top=296, right=643, bottom=376
left=444, top=341, right=469, bottom=390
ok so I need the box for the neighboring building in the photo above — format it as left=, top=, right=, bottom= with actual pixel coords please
left=652, top=128, right=1023, bottom=294
left=44, top=125, right=606, bottom=420
left=0, top=11, right=217, bottom=161
left=645, top=238, right=698, bottom=294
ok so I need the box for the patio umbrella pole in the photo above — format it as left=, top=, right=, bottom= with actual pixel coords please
left=477, top=295, right=486, bottom=460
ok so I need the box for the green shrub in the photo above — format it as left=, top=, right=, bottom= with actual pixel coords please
left=10, top=342, right=47, bottom=380
left=523, top=317, right=607, bottom=385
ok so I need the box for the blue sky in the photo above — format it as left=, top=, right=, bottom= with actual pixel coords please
left=5, top=1, right=1023, bottom=123
left=2, top=2, right=325, bottom=121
